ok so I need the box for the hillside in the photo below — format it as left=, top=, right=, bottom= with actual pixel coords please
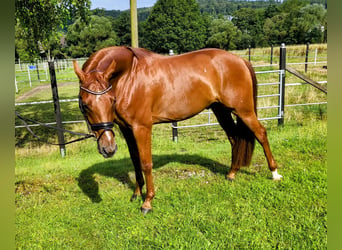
left=97, top=0, right=327, bottom=21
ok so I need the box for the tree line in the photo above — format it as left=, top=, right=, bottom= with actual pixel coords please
left=15, top=0, right=327, bottom=62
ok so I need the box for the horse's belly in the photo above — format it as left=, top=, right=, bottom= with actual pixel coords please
left=151, top=84, right=216, bottom=123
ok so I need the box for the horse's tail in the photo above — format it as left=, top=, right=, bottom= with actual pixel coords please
left=231, top=60, right=257, bottom=167
left=245, top=59, right=258, bottom=114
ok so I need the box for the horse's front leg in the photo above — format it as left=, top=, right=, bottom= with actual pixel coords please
left=119, top=125, right=144, bottom=201
left=132, top=124, right=155, bottom=214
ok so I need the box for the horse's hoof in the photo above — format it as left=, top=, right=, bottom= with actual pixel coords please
left=141, top=207, right=152, bottom=215
left=226, top=175, right=235, bottom=182
left=130, top=194, right=138, bottom=202
left=272, top=170, right=283, bottom=181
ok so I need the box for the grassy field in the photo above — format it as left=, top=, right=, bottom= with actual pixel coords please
left=15, top=44, right=327, bottom=248
left=15, top=120, right=327, bottom=249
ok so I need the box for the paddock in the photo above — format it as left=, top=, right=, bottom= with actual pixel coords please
left=15, top=44, right=327, bottom=249
left=15, top=44, right=327, bottom=149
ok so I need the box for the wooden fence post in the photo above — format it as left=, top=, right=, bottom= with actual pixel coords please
left=35, top=59, right=40, bottom=81
left=270, top=44, right=273, bottom=65
left=48, top=61, right=66, bottom=157
left=172, top=122, right=178, bottom=142
left=130, top=0, right=139, bottom=48
left=285, top=66, right=327, bottom=94
left=278, top=43, right=286, bottom=126
left=305, top=42, right=309, bottom=73
left=248, top=45, right=251, bottom=62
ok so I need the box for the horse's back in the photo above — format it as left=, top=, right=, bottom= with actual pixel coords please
left=165, top=48, right=253, bottom=91
left=112, top=47, right=255, bottom=124
left=142, top=49, right=254, bottom=123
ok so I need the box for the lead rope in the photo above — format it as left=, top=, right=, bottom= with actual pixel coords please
left=15, top=111, right=95, bottom=146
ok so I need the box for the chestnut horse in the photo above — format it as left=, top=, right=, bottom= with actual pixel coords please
left=73, top=46, right=282, bottom=214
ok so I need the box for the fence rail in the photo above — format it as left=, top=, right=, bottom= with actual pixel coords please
left=170, top=44, right=327, bottom=141
left=15, top=69, right=327, bottom=129
left=15, top=98, right=78, bottom=106
left=15, top=43, right=327, bottom=93
left=15, top=58, right=87, bottom=93
left=15, top=44, right=327, bottom=145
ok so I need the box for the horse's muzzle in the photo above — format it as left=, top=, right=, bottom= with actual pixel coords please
left=99, top=143, right=118, bottom=158
left=96, top=129, right=117, bottom=158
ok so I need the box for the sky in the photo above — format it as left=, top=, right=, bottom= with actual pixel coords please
left=90, top=0, right=158, bottom=11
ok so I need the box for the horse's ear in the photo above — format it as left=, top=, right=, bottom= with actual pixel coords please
left=73, top=60, right=85, bottom=82
left=103, top=60, right=117, bottom=81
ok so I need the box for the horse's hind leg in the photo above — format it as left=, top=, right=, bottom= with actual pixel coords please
left=211, top=103, right=236, bottom=146
left=211, top=103, right=242, bottom=180
left=236, top=111, right=282, bottom=180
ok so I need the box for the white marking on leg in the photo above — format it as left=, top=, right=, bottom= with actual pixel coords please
left=272, top=169, right=282, bottom=180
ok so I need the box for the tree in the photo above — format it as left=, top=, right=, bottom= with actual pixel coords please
left=15, top=22, right=39, bottom=61
left=65, top=15, right=119, bottom=58
left=263, top=13, right=288, bottom=46
left=280, top=0, right=308, bottom=13
left=269, top=1, right=327, bottom=45
left=232, top=8, right=265, bottom=48
left=113, top=12, right=131, bottom=46
left=296, top=4, right=327, bottom=44
left=206, top=18, right=241, bottom=50
left=15, top=0, right=90, bottom=60
left=142, top=0, right=208, bottom=54
left=264, top=4, right=280, bottom=19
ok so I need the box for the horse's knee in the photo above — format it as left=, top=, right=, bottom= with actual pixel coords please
left=141, top=162, right=153, bottom=173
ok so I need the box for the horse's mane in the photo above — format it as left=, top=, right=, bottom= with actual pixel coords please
left=126, top=47, right=156, bottom=60
left=82, top=47, right=116, bottom=72
left=82, top=47, right=158, bottom=72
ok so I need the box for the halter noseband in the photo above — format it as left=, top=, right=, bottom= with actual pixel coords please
left=91, top=122, right=115, bottom=142
left=90, top=122, right=114, bottom=132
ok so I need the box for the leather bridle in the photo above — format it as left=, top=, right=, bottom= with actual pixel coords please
left=79, top=84, right=115, bottom=141
left=80, top=85, right=112, bottom=95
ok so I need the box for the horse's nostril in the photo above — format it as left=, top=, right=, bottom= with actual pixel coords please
left=100, top=144, right=117, bottom=158
left=103, top=148, right=108, bottom=155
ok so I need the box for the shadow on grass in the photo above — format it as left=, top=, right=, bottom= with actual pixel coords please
left=77, top=154, right=230, bottom=203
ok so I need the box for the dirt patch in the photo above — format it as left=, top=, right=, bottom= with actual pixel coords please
left=15, top=82, right=76, bottom=102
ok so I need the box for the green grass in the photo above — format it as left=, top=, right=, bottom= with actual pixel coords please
left=15, top=120, right=327, bottom=249
left=15, top=58, right=87, bottom=98
left=15, top=44, right=327, bottom=248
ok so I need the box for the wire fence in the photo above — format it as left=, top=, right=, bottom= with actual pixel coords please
left=15, top=45, right=327, bottom=137
left=15, top=44, right=327, bottom=92
left=171, top=69, right=327, bottom=140
left=15, top=58, right=87, bottom=93
left=15, top=66, right=327, bottom=130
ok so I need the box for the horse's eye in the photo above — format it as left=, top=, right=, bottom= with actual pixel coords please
left=82, top=104, right=90, bottom=113
left=79, top=99, right=89, bottom=114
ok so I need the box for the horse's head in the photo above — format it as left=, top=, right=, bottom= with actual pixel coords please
left=73, top=60, right=118, bottom=158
